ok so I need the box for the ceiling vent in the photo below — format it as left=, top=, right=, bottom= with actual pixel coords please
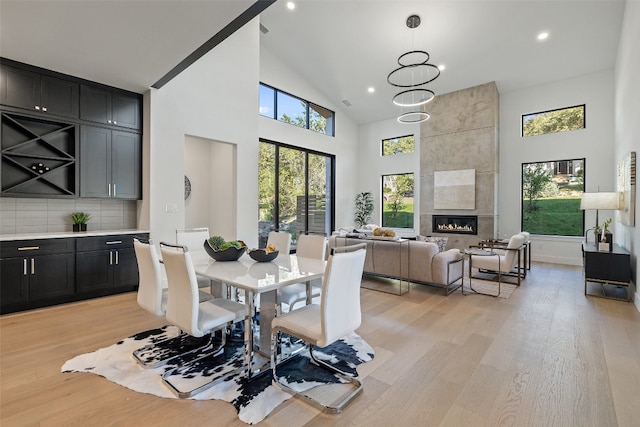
left=342, top=99, right=352, bottom=107
left=260, top=23, right=270, bottom=34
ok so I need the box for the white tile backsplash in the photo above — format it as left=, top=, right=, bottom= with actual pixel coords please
left=0, top=198, right=138, bottom=235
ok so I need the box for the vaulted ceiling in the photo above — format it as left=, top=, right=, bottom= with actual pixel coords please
left=0, top=0, right=626, bottom=125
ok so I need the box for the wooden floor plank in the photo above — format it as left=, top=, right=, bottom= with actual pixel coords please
left=1, top=262, right=639, bottom=426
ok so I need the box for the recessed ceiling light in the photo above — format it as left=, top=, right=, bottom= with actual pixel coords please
left=438, top=64, right=446, bottom=71
left=287, top=2, right=295, bottom=10
left=368, top=87, right=375, bottom=93
left=537, top=32, right=549, bottom=41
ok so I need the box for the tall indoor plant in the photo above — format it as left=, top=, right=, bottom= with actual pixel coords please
left=354, top=192, right=374, bottom=228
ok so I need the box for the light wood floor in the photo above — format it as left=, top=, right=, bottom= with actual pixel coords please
left=1, top=262, right=639, bottom=426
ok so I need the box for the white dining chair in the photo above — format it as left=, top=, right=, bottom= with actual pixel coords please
left=176, top=227, right=222, bottom=296
left=279, top=234, right=326, bottom=311
left=270, top=243, right=367, bottom=413
left=160, top=242, right=249, bottom=398
left=266, top=230, right=292, bottom=255
left=132, top=238, right=214, bottom=368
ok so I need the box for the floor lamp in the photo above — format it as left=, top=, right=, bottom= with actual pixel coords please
left=580, top=192, right=620, bottom=243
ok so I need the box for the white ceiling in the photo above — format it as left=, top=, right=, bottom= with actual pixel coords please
left=0, top=0, right=626, bottom=125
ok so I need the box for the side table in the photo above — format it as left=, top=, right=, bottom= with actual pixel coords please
left=582, top=242, right=631, bottom=301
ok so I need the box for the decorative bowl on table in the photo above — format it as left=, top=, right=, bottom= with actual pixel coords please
left=248, top=248, right=279, bottom=262
left=203, top=239, right=247, bottom=261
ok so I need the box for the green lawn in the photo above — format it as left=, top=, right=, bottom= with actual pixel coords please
left=382, top=203, right=414, bottom=228
left=522, top=197, right=582, bottom=236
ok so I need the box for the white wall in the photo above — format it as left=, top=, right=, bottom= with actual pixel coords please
left=499, top=70, right=615, bottom=265
left=614, top=0, right=640, bottom=310
left=358, top=118, right=420, bottom=235
left=148, top=18, right=260, bottom=247
left=259, top=48, right=361, bottom=231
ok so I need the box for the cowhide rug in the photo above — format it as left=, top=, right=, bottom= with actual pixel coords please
left=61, top=326, right=374, bottom=424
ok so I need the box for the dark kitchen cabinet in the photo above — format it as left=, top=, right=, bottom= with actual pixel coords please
left=0, top=238, right=75, bottom=314
left=0, top=63, right=79, bottom=119
left=75, top=235, right=141, bottom=294
left=80, top=125, right=140, bottom=199
left=1, top=112, right=78, bottom=197
left=80, top=84, right=141, bottom=130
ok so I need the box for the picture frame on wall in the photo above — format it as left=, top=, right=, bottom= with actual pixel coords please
left=616, top=151, right=636, bottom=226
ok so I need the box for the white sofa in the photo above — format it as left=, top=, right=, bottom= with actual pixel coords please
left=328, top=235, right=463, bottom=295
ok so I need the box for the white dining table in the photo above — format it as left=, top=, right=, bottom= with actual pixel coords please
left=191, top=252, right=325, bottom=378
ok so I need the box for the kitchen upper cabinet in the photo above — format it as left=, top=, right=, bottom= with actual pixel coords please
left=80, top=125, right=141, bottom=199
left=0, top=64, right=79, bottom=119
left=80, top=84, right=141, bottom=130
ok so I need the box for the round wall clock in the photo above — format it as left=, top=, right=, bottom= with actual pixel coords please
left=184, top=175, right=192, bottom=200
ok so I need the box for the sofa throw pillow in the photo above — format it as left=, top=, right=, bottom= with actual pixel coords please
left=417, top=235, right=448, bottom=252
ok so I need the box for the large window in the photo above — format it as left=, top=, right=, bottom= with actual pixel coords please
left=382, top=135, right=414, bottom=156
left=258, top=140, right=335, bottom=249
left=522, top=104, right=585, bottom=137
left=521, top=158, right=584, bottom=236
left=382, top=173, right=414, bottom=228
left=259, top=83, right=335, bottom=136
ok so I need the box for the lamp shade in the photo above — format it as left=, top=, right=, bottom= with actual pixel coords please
left=580, top=192, right=620, bottom=210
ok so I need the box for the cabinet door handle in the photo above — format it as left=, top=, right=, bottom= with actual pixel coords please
left=108, top=120, right=112, bottom=124
left=110, top=251, right=113, bottom=265
left=115, top=250, right=119, bottom=265
left=108, top=184, right=111, bottom=196
left=35, top=105, right=40, bottom=110
left=113, top=121, right=117, bottom=125
left=23, top=259, right=27, bottom=276
left=42, top=107, right=47, bottom=112
left=31, top=258, right=35, bottom=275
left=106, top=241, right=122, bottom=245
left=113, top=184, right=116, bottom=197
left=18, top=246, right=40, bottom=251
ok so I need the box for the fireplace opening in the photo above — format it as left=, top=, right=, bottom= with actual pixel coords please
left=432, top=215, right=478, bottom=235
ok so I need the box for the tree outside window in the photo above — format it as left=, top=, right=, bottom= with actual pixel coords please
left=382, top=173, right=414, bottom=228
left=382, top=135, right=414, bottom=156
left=522, top=105, right=585, bottom=137
left=521, top=159, right=584, bottom=236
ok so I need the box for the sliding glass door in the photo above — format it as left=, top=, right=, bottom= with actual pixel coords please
left=258, top=140, right=334, bottom=250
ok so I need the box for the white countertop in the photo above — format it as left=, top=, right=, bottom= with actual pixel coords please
left=0, top=229, right=150, bottom=242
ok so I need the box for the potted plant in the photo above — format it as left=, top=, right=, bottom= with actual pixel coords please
left=204, top=235, right=247, bottom=261
left=70, top=212, right=91, bottom=232
left=595, top=218, right=613, bottom=251
left=354, top=192, right=374, bottom=228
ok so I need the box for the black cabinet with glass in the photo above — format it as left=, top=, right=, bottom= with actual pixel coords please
left=582, top=242, right=632, bottom=301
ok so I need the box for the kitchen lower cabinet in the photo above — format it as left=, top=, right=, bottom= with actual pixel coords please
left=0, top=239, right=75, bottom=314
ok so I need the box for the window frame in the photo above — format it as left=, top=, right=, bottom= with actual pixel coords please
left=259, top=82, right=335, bottom=137
left=381, top=172, right=415, bottom=229
left=258, top=139, right=336, bottom=249
left=381, top=134, right=415, bottom=156
left=521, top=104, right=586, bottom=137
left=520, top=157, right=585, bottom=237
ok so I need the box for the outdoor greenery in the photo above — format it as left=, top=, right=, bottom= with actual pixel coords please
left=522, top=105, right=584, bottom=137
left=382, top=202, right=414, bottom=228
left=523, top=163, right=551, bottom=212
left=521, top=159, right=584, bottom=236
left=382, top=173, right=414, bottom=228
left=258, top=141, right=330, bottom=239
left=382, top=135, right=414, bottom=156
left=522, top=198, right=582, bottom=236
